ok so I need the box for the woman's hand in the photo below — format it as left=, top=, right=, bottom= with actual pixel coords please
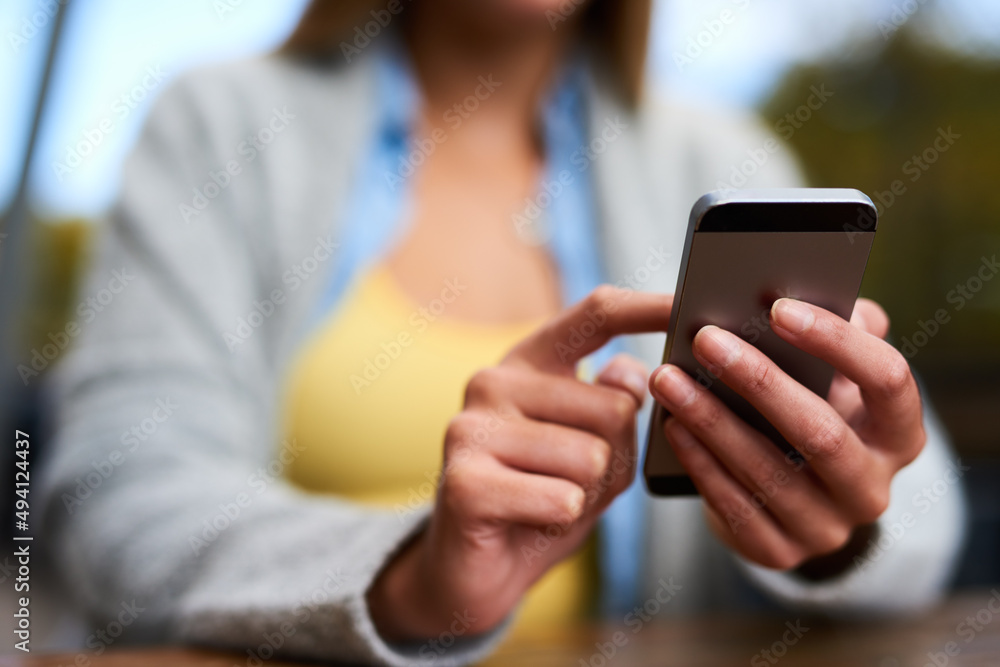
left=648, top=297, right=925, bottom=572
left=367, top=286, right=672, bottom=640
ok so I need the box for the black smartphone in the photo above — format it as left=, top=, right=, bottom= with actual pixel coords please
left=643, top=188, right=878, bottom=496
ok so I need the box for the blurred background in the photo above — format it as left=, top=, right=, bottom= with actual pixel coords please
left=1, top=0, right=998, bottom=618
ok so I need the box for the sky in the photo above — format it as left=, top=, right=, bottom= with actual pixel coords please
left=1, top=0, right=999, bottom=219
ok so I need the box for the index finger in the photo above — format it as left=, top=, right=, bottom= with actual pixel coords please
left=504, top=286, right=673, bottom=374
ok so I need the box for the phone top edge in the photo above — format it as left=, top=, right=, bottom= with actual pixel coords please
left=696, top=188, right=874, bottom=208
left=691, top=189, right=878, bottom=233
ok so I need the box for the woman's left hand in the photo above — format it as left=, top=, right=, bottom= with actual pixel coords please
left=648, top=297, right=926, bottom=571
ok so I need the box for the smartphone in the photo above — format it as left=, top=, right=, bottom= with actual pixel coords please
left=643, top=188, right=878, bottom=496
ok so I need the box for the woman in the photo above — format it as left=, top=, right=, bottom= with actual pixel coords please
left=42, top=0, right=965, bottom=664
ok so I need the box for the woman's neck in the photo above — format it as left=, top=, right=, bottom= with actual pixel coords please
left=402, top=2, right=580, bottom=134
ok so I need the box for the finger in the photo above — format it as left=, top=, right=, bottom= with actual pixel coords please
left=769, top=298, right=921, bottom=441
left=650, top=365, right=852, bottom=548
left=663, top=418, right=806, bottom=570
left=688, top=326, right=890, bottom=522
left=443, top=455, right=585, bottom=526
left=464, top=367, right=639, bottom=450
left=851, top=298, right=889, bottom=339
left=826, top=373, right=865, bottom=424
left=595, top=353, right=648, bottom=408
left=504, top=286, right=672, bottom=374
left=483, top=418, right=613, bottom=490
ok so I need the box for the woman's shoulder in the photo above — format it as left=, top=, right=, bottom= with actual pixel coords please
left=641, top=88, right=783, bottom=157
left=147, top=53, right=373, bottom=140
left=631, top=86, right=805, bottom=190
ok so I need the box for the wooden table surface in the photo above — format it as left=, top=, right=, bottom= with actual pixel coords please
left=3, top=591, right=1000, bottom=666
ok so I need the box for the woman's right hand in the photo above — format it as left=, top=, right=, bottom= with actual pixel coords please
left=367, top=286, right=672, bottom=641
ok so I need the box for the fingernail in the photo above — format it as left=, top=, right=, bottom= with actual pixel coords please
left=590, top=445, right=610, bottom=478
left=568, top=488, right=586, bottom=518
left=694, top=326, right=742, bottom=370
left=772, top=298, right=815, bottom=334
left=652, top=366, right=696, bottom=408
left=622, top=369, right=648, bottom=400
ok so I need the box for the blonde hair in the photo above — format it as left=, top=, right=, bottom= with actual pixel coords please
left=281, top=0, right=651, bottom=107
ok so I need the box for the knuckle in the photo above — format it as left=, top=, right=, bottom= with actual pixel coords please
left=440, top=460, right=481, bottom=515
left=760, top=541, right=806, bottom=571
left=609, top=392, right=637, bottom=430
left=747, top=461, right=782, bottom=497
left=555, top=484, right=586, bottom=521
left=683, top=447, right=715, bottom=480
left=856, top=486, right=891, bottom=524
left=743, top=358, right=777, bottom=396
left=825, top=316, right=853, bottom=351
left=589, top=284, right=619, bottom=308
left=689, top=400, right=724, bottom=434
left=880, top=353, right=914, bottom=401
left=773, top=548, right=807, bottom=571
left=810, top=522, right=853, bottom=556
left=709, top=490, right=754, bottom=531
left=902, top=423, right=928, bottom=466
left=800, top=412, right=849, bottom=460
left=585, top=438, right=613, bottom=480
left=444, top=413, right=478, bottom=448
left=464, top=367, right=506, bottom=405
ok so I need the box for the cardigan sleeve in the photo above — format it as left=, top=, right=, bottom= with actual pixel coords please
left=39, top=64, right=508, bottom=667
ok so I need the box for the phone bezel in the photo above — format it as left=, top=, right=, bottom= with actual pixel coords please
left=643, top=188, right=878, bottom=497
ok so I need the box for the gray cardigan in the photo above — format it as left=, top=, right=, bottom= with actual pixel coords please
left=40, top=46, right=966, bottom=666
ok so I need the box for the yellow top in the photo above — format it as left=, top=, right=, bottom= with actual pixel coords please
left=281, top=263, right=595, bottom=634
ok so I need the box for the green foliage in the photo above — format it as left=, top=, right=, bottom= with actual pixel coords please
left=760, top=28, right=1000, bottom=375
